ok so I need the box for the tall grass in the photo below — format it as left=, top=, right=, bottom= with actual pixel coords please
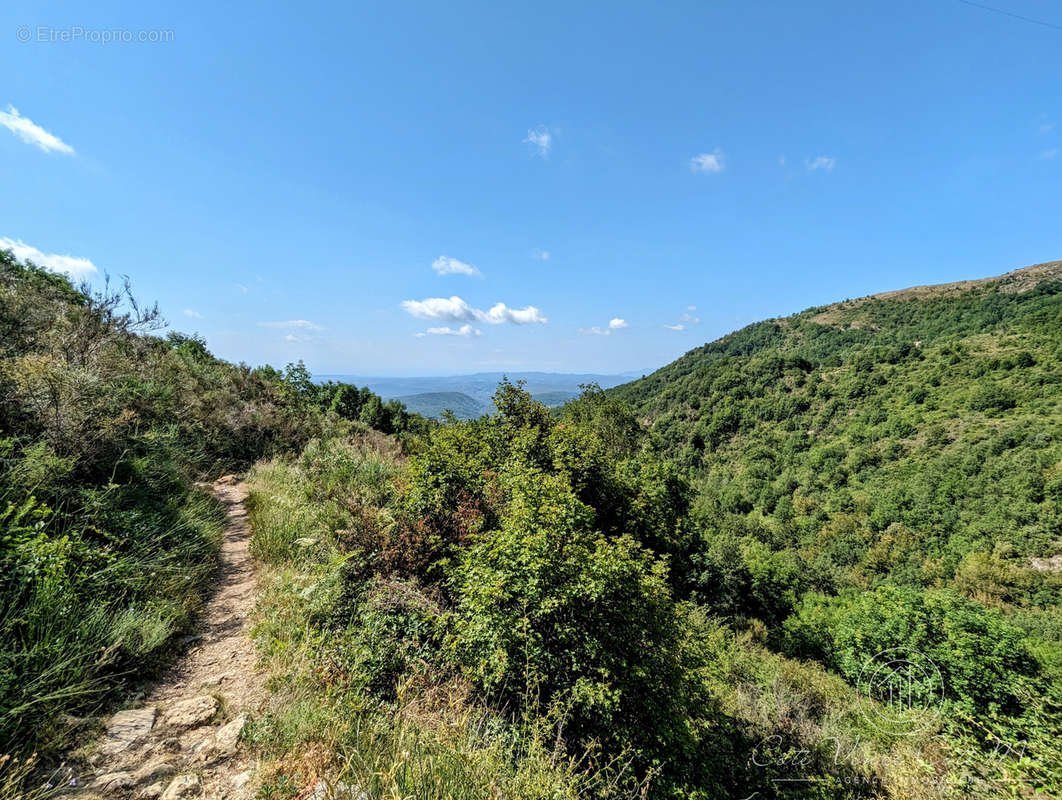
left=0, top=484, right=224, bottom=756
left=247, top=435, right=643, bottom=800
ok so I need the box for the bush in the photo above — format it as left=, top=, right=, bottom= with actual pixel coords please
left=783, top=585, right=1040, bottom=714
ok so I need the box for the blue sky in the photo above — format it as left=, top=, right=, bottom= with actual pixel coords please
left=2, top=0, right=1060, bottom=375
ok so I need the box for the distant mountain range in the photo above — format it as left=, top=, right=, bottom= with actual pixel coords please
left=393, top=392, right=487, bottom=420
left=316, top=371, right=641, bottom=419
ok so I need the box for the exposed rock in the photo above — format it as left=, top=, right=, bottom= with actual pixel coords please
left=156, top=737, right=182, bottom=753
left=231, top=771, right=253, bottom=789
left=139, top=781, right=166, bottom=799
left=161, top=774, right=201, bottom=800
left=163, top=696, right=219, bottom=729
left=133, top=760, right=177, bottom=785
left=94, top=771, right=135, bottom=792
left=192, top=736, right=217, bottom=763
left=199, top=672, right=229, bottom=688
left=101, top=707, right=157, bottom=753
left=1030, top=554, right=1062, bottom=572
left=214, top=713, right=248, bottom=756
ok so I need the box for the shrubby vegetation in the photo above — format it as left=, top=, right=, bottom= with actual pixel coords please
left=0, top=250, right=423, bottom=762
left=6, top=246, right=1060, bottom=799
left=246, top=385, right=936, bottom=798
left=248, top=266, right=1061, bottom=799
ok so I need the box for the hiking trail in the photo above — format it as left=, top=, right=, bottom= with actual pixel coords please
left=67, top=475, right=264, bottom=800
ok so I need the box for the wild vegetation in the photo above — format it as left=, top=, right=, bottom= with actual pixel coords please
left=4, top=248, right=1060, bottom=799
left=0, top=249, right=421, bottom=768
left=247, top=264, right=1061, bottom=799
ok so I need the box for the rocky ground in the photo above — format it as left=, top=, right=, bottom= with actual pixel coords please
left=63, top=476, right=265, bottom=800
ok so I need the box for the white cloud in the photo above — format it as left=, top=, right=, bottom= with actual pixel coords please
left=401, top=296, right=479, bottom=322
left=532, top=249, right=550, bottom=261
left=257, top=319, right=324, bottom=331
left=690, top=150, right=724, bottom=173
left=401, top=296, right=547, bottom=325
left=183, top=309, right=203, bottom=319
left=0, top=237, right=97, bottom=278
left=663, top=305, right=698, bottom=330
left=236, top=283, right=249, bottom=294
left=580, top=317, right=628, bottom=336
left=483, top=302, right=548, bottom=324
left=524, top=126, right=552, bottom=157
left=0, top=106, right=75, bottom=155
left=806, top=156, right=836, bottom=172
left=432, top=255, right=482, bottom=277
left=1040, top=148, right=1059, bottom=160
left=415, top=324, right=482, bottom=338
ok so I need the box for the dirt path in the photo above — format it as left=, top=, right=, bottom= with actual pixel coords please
left=71, top=476, right=264, bottom=800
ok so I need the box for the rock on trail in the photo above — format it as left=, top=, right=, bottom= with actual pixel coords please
left=65, top=477, right=264, bottom=800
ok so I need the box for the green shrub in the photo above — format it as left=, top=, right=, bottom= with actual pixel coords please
left=783, top=585, right=1040, bottom=714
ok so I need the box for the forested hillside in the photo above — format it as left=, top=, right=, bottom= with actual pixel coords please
left=612, top=261, right=1062, bottom=624
left=241, top=263, right=1061, bottom=800
left=5, top=251, right=1060, bottom=800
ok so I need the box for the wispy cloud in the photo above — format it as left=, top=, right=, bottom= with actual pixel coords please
left=690, top=150, right=725, bottom=173
left=0, top=106, right=75, bottom=154
left=1040, top=122, right=1055, bottom=134
left=432, top=255, right=482, bottom=277
left=579, top=317, right=628, bottom=336
left=663, top=306, right=698, bottom=331
left=415, top=324, right=482, bottom=338
left=524, top=126, right=552, bottom=158
left=532, top=249, right=550, bottom=261
left=258, top=319, right=324, bottom=331
left=401, top=296, right=547, bottom=325
left=0, top=237, right=97, bottom=278
left=806, top=156, right=836, bottom=172
left=236, top=283, right=249, bottom=294
left=1040, top=148, right=1059, bottom=160
left=183, top=309, right=203, bottom=319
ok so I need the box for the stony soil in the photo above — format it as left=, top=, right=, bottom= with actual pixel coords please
left=65, top=476, right=265, bottom=800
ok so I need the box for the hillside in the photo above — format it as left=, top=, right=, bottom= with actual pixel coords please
left=0, top=252, right=426, bottom=766
left=7, top=252, right=1060, bottom=800
left=237, top=261, right=1061, bottom=800
left=394, top=391, right=486, bottom=420
left=612, top=259, right=1062, bottom=626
